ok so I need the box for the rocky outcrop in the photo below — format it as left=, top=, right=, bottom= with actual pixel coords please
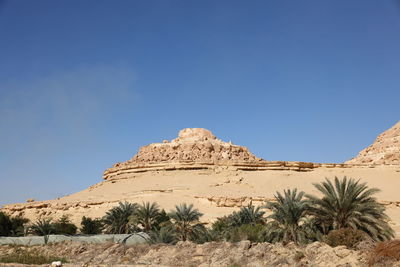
left=103, top=128, right=263, bottom=180
left=132, top=128, right=262, bottom=163
left=347, top=121, right=400, bottom=165
left=103, top=128, right=356, bottom=180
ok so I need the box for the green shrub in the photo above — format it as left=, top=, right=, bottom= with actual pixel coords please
left=0, top=212, right=29, bottom=237
left=226, top=224, right=265, bottom=243
left=0, top=212, right=12, bottom=236
left=80, top=216, right=103, bottom=234
left=325, top=228, right=367, bottom=249
left=10, top=216, right=29, bottom=236
left=53, top=215, right=77, bottom=235
left=148, top=225, right=178, bottom=244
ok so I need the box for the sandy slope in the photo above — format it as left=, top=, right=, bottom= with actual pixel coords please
left=5, top=166, right=400, bottom=235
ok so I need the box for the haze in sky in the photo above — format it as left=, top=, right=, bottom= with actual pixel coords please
left=0, top=0, right=399, bottom=205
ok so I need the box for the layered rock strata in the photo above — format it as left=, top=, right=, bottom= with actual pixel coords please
left=103, top=128, right=350, bottom=180
left=346, top=121, right=400, bottom=165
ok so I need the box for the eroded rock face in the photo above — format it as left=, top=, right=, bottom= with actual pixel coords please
left=103, top=128, right=268, bottom=180
left=346, top=121, right=400, bottom=165
left=130, top=128, right=261, bottom=163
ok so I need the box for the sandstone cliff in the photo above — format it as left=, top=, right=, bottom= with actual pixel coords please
left=102, top=128, right=333, bottom=180
left=346, top=121, right=400, bottom=165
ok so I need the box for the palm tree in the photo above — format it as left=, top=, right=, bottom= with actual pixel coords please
left=30, top=218, right=54, bottom=244
left=264, top=189, right=309, bottom=244
left=307, top=176, right=394, bottom=241
left=134, top=202, right=161, bottom=232
left=229, top=204, right=265, bottom=227
left=149, top=225, right=178, bottom=244
left=169, top=203, right=204, bottom=241
left=103, top=202, right=138, bottom=234
left=80, top=216, right=103, bottom=235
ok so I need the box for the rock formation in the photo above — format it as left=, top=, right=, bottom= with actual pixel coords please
left=346, top=121, right=400, bottom=165
left=130, top=128, right=262, bottom=164
left=103, top=128, right=333, bottom=180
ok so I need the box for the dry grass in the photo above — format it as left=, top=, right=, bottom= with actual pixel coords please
left=0, top=248, right=67, bottom=265
left=368, top=240, right=400, bottom=266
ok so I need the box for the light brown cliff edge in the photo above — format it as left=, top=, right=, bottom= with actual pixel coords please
left=346, top=121, right=400, bottom=165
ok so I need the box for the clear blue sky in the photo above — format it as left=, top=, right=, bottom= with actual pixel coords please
left=0, top=0, right=399, bottom=205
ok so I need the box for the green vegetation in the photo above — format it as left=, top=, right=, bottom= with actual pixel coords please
left=307, top=176, right=394, bottom=241
left=0, top=212, right=29, bottom=237
left=80, top=216, right=103, bottom=234
left=169, top=203, right=205, bottom=241
left=103, top=202, right=138, bottom=234
left=52, top=215, right=77, bottom=235
left=0, top=248, right=67, bottom=265
left=0, top=176, right=394, bottom=251
left=30, top=218, right=54, bottom=244
left=264, top=189, right=309, bottom=244
left=212, top=205, right=266, bottom=242
left=148, top=225, right=177, bottom=244
left=133, top=202, right=162, bottom=232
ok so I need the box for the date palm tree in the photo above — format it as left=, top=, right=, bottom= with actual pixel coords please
left=30, top=218, right=54, bottom=244
left=264, top=188, right=309, bottom=244
left=169, top=203, right=204, bottom=241
left=307, top=176, right=394, bottom=241
left=103, top=202, right=138, bottom=234
left=134, top=202, right=161, bottom=232
left=229, top=204, right=265, bottom=227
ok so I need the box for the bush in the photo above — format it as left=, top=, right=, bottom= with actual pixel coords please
left=80, top=216, right=103, bottom=234
left=0, top=212, right=12, bottom=236
left=0, top=212, right=29, bottom=237
left=222, top=224, right=265, bottom=243
left=9, top=216, right=29, bottom=236
left=368, top=240, right=400, bottom=266
left=52, top=215, right=77, bottom=235
left=325, top=228, right=367, bottom=249
left=149, top=225, right=178, bottom=244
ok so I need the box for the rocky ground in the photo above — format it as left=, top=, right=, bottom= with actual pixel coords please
left=0, top=240, right=381, bottom=267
